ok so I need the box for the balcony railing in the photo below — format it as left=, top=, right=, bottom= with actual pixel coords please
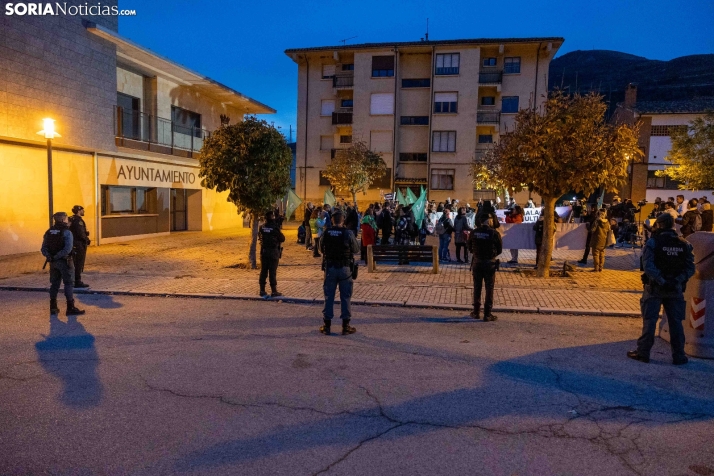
left=332, top=112, right=353, bottom=125
left=114, top=106, right=210, bottom=156
left=333, top=73, right=354, bottom=89
left=476, top=110, right=501, bottom=124
left=478, top=70, right=503, bottom=84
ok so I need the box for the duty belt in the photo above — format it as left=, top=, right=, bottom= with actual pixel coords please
left=325, top=259, right=351, bottom=267
left=472, top=258, right=496, bottom=263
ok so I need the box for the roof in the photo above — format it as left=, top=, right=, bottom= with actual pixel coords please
left=285, top=37, right=564, bottom=56
left=634, top=98, right=714, bottom=115
left=86, top=22, right=275, bottom=114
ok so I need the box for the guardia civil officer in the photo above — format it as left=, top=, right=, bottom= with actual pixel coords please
left=41, top=212, right=85, bottom=316
left=627, top=213, right=694, bottom=365
left=258, top=210, right=286, bottom=298
left=467, top=213, right=503, bottom=321
left=69, top=205, right=91, bottom=289
left=319, top=210, right=360, bottom=335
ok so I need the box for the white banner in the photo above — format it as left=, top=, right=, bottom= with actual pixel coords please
left=496, top=206, right=573, bottom=223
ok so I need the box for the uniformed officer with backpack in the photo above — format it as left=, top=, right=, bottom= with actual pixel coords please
left=69, top=205, right=91, bottom=289
left=628, top=213, right=695, bottom=365
left=41, top=212, right=85, bottom=316
left=258, top=210, right=286, bottom=298
left=319, top=211, right=360, bottom=335
left=467, top=213, right=503, bottom=321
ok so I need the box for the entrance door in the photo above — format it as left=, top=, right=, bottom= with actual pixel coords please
left=171, top=188, right=187, bottom=231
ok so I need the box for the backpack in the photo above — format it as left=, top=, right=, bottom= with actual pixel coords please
left=297, top=225, right=306, bottom=244
left=435, top=220, right=446, bottom=235
left=397, top=217, right=408, bottom=232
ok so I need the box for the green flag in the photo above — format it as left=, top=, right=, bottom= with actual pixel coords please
left=285, top=189, right=303, bottom=220
left=412, top=192, right=427, bottom=227
left=324, top=189, right=336, bottom=207
left=420, top=185, right=426, bottom=197
left=395, top=188, right=407, bottom=206
left=406, top=188, right=418, bottom=205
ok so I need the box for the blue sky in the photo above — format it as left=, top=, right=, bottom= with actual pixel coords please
left=119, top=0, right=714, bottom=137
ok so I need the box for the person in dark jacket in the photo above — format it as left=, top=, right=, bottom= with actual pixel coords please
left=467, top=214, right=503, bottom=321
left=258, top=211, right=286, bottom=298
left=453, top=207, right=473, bottom=263
left=578, top=204, right=598, bottom=265
left=701, top=203, right=713, bottom=232
left=379, top=203, right=393, bottom=245
left=69, top=205, right=90, bottom=289
left=41, top=212, right=85, bottom=316
left=303, top=202, right=315, bottom=250
left=344, top=205, right=359, bottom=235
left=437, top=208, right=455, bottom=261
left=476, top=200, right=500, bottom=229
left=678, top=199, right=701, bottom=238
left=589, top=209, right=611, bottom=272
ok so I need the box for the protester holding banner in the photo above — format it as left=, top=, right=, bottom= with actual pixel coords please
left=505, top=205, right=524, bottom=264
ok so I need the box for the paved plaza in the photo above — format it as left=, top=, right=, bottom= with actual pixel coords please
left=0, top=225, right=644, bottom=315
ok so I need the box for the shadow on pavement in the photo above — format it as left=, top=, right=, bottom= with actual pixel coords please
left=80, top=293, right=123, bottom=309
left=34, top=314, right=102, bottom=408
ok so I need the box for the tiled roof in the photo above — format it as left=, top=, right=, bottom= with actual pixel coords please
left=634, top=97, right=714, bottom=114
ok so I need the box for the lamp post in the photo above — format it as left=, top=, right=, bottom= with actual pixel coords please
left=37, top=118, right=61, bottom=228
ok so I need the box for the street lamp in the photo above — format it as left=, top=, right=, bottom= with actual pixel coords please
left=37, top=118, right=61, bottom=228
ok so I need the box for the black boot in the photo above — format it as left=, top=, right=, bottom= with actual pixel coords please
left=66, top=300, right=85, bottom=316
left=259, top=285, right=268, bottom=297
left=50, top=298, right=59, bottom=315
left=342, top=319, right=356, bottom=335
left=319, top=319, right=331, bottom=335
left=270, top=286, right=283, bottom=298
left=469, top=305, right=480, bottom=320
left=483, top=308, right=497, bottom=321
left=74, top=281, right=90, bottom=289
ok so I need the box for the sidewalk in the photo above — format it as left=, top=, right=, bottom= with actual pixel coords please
left=0, top=226, right=644, bottom=316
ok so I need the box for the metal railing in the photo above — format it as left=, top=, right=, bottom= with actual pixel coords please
left=114, top=106, right=210, bottom=153
left=333, top=73, right=354, bottom=89
left=332, top=112, right=353, bottom=125
left=478, top=70, right=503, bottom=84
left=476, top=110, right=501, bottom=124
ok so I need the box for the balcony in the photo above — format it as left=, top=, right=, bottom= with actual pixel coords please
left=476, top=110, right=501, bottom=124
left=474, top=145, right=493, bottom=161
left=332, top=111, right=353, bottom=125
left=478, top=70, right=503, bottom=84
left=114, top=106, right=209, bottom=158
left=333, top=73, right=354, bottom=89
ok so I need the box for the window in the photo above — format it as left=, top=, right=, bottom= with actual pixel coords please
left=341, top=99, right=354, bottom=108
left=481, top=96, right=496, bottom=106
left=401, top=116, right=429, bottom=125
left=478, top=135, right=493, bottom=144
left=320, top=100, right=335, bottom=116
left=502, top=96, right=519, bottom=113
left=171, top=106, right=201, bottom=137
left=319, top=171, right=332, bottom=186
left=370, top=93, right=394, bottom=115
left=431, top=169, right=455, bottom=190
left=400, top=153, right=427, bottom=162
left=434, top=92, right=458, bottom=113
left=370, top=131, right=393, bottom=153
left=370, top=168, right=392, bottom=189
left=101, top=186, right=157, bottom=216
left=432, top=131, right=456, bottom=152
left=651, top=125, right=687, bottom=136
left=372, top=55, right=394, bottom=77
left=482, top=57, right=497, bottom=67
left=342, top=63, right=354, bottom=71
left=322, top=64, right=335, bottom=79
left=504, top=57, right=521, bottom=74
left=435, top=53, right=460, bottom=75
left=647, top=170, right=681, bottom=189
left=402, top=78, right=430, bottom=88
left=340, top=135, right=352, bottom=144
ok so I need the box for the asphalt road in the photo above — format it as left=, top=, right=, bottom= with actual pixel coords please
left=1, top=291, right=713, bottom=476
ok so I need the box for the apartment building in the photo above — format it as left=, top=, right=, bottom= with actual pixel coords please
left=285, top=37, right=563, bottom=206
left=613, top=84, right=714, bottom=204
left=0, top=3, right=274, bottom=256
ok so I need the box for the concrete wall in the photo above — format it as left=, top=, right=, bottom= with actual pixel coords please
left=648, top=113, right=700, bottom=164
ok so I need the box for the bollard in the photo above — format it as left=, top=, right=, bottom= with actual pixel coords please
left=660, top=232, right=714, bottom=359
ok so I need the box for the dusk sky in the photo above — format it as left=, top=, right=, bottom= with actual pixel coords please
left=119, top=0, right=714, bottom=137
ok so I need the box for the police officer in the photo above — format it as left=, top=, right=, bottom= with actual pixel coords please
left=258, top=210, right=286, bottom=298
left=69, top=205, right=90, bottom=289
left=467, top=213, right=503, bottom=321
left=319, top=211, right=360, bottom=335
left=627, top=213, right=694, bottom=365
left=41, top=212, right=85, bottom=316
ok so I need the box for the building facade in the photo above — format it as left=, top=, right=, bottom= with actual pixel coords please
left=0, top=4, right=274, bottom=256
left=285, top=37, right=563, bottom=207
left=613, top=84, right=714, bottom=203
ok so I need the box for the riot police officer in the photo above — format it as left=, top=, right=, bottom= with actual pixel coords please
left=467, top=213, right=503, bottom=321
left=69, top=205, right=90, bottom=289
left=628, top=213, right=694, bottom=365
left=41, top=212, right=85, bottom=316
left=258, top=210, right=286, bottom=298
left=319, top=211, right=360, bottom=335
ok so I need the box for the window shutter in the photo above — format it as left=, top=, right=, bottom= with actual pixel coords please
left=372, top=56, right=394, bottom=70
left=322, top=64, right=335, bottom=77
left=370, top=131, right=393, bottom=153
left=370, top=93, right=394, bottom=115
left=434, top=92, right=457, bottom=103
left=447, top=132, right=456, bottom=151
left=432, top=132, right=441, bottom=151
left=321, top=100, right=335, bottom=116
left=436, top=55, right=444, bottom=69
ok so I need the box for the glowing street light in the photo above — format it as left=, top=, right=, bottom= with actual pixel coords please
left=37, top=118, right=61, bottom=227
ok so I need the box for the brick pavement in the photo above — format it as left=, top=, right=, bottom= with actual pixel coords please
left=0, top=225, right=644, bottom=315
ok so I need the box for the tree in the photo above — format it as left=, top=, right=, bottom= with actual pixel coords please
left=321, top=140, right=387, bottom=205
left=657, top=112, right=714, bottom=189
left=198, top=116, right=292, bottom=269
left=472, top=91, right=641, bottom=277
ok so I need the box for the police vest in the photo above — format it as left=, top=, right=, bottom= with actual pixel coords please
left=471, top=226, right=499, bottom=260
left=44, top=225, right=68, bottom=256
left=259, top=222, right=281, bottom=250
left=322, top=227, right=353, bottom=263
left=653, top=231, right=688, bottom=279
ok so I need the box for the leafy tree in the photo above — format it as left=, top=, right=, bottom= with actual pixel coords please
left=322, top=139, right=387, bottom=205
left=199, top=116, right=292, bottom=269
left=472, top=91, right=641, bottom=277
left=658, top=112, right=714, bottom=189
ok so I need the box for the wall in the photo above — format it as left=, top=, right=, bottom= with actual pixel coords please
left=116, top=66, right=144, bottom=104
left=648, top=113, right=700, bottom=164
left=201, top=188, right=245, bottom=231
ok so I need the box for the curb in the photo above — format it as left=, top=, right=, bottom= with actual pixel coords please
left=0, top=286, right=641, bottom=317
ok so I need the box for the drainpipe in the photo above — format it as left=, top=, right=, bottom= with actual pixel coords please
left=533, top=42, right=542, bottom=110
left=93, top=151, right=100, bottom=246
left=426, top=45, right=435, bottom=201
left=303, top=55, right=309, bottom=202
left=392, top=47, right=398, bottom=194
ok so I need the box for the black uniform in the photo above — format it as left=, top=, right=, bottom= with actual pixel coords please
left=467, top=223, right=503, bottom=319
left=379, top=208, right=392, bottom=245
left=634, top=229, right=695, bottom=363
left=69, top=214, right=90, bottom=285
left=320, top=226, right=360, bottom=325
left=41, top=224, right=75, bottom=305
left=258, top=220, right=285, bottom=295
